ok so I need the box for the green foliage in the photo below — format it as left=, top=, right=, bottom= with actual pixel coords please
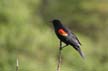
left=0, top=0, right=108, bottom=71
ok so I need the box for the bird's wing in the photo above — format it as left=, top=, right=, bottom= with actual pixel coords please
left=57, top=27, right=81, bottom=46
left=57, top=28, right=68, bottom=37
left=68, top=33, right=81, bottom=46
left=65, top=28, right=81, bottom=46
left=70, top=32, right=81, bottom=45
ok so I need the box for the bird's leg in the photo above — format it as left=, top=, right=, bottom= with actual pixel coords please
left=59, top=41, right=62, bottom=50
left=62, top=44, right=68, bottom=49
left=59, top=41, right=68, bottom=50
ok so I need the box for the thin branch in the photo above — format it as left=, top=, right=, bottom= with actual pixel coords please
left=57, top=41, right=62, bottom=71
left=16, top=57, right=19, bottom=71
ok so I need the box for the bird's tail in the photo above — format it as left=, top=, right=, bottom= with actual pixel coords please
left=76, top=46, right=85, bottom=59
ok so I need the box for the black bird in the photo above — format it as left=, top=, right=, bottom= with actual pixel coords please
left=51, top=19, right=84, bottom=58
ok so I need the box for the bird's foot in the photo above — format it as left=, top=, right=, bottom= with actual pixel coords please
left=62, top=44, right=68, bottom=49
left=59, top=44, right=68, bottom=50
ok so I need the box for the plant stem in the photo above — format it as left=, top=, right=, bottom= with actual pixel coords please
left=16, top=57, right=19, bottom=71
left=57, top=41, right=62, bottom=71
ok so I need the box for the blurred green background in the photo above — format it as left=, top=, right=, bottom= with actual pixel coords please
left=0, top=0, right=108, bottom=71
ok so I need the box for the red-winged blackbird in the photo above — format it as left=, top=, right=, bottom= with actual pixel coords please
left=51, top=19, right=85, bottom=58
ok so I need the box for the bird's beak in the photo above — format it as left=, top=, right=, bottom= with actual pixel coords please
left=49, top=20, right=52, bottom=23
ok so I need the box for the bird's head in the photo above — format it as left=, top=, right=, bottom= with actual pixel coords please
left=50, top=19, right=62, bottom=27
left=51, top=19, right=61, bottom=24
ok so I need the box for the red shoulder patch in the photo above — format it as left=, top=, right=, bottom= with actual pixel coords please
left=58, top=29, right=68, bottom=36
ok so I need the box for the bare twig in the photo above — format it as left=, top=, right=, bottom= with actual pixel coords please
left=16, top=57, right=19, bottom=71
left=57, top=41, right=62, bottom=71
